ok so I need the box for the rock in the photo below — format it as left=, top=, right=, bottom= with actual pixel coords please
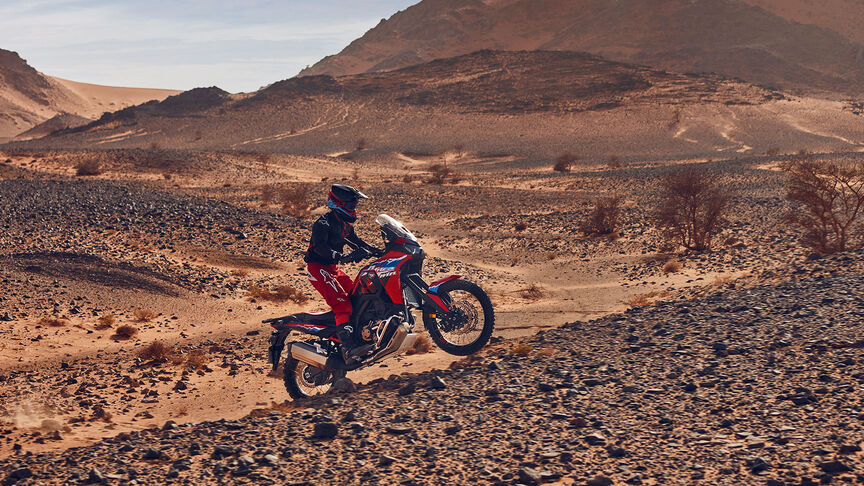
left=86, top=468, right=104, bottom=484
left=385, top=425, right=413, bottom=435
left=518, top=467, right=542, bottom=485
left=818, top=460, right=853, bottom=474
left=745, top=456, right=771, bottom=473
left=607, top=446, right=628, bottom=458
left=398, top=383, right=416, bottom=396
left=262, top=454, right=280, bottom=466
left=141, top=448, right=163, bottom=460
left=429, top=376, right=447, bottom=390
left=6, top=467, right=33, bottom=482
left=331, top=377, right=356, bottom=393
left=173, top=380, right=187, bottom=391
left=537, top=383, right=555, bottom=392
left=444, top=425, right=462, bottom=435
left=584, top=433, right=607, bottom=446
left=312, top=422, right=338, bottom=439
left=587, top=476, right=613, bottom=486
left=162, top=420, right=178, bottom=430
left=379, top=455, right=397, bottom=466
left=212, top=445, right=236, bottom=459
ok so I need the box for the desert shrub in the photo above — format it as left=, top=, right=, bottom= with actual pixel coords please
left=426, top=164, right=459, bottom=185
left=554, top=152, right=578, bottom=173
left=133, top=309, right=156, bottom=322
left=405, top=335, right=433, bottom=355
left=95, top=314, right=116, bottom=330
left=356, top=138, right=368, bottom=151
left=138, top=341, right=174, bottom=363
left=520, top=284, right=544, bottom=300
left=580, top=196, right=621, bottom=236
left=248, top=284, right=308, bottom=305
left=607, top=156, right=623, bottom=168
left=75, top=159, right=102, bottom=176
left=260, top=184, right=275, bottom=207
left=625, top=290, right=670, bottom=307
left=655, top=168, right=729, bottom=251
left=512, top=343, right=533, bottom=357
left=766, top=147, right=781, bottom=156
left=39, top=317, right=67, bottom=327
left=662, top=260, right=682, bottom=274
left=280, top=185, right=312, bottom=219
left=185, top=350, right=209, bottom=370
left=514, top=222, right=528, bottom=232
left=782, top=158, right=864, bottom=254
left=112, top=325, right=138, bottom=340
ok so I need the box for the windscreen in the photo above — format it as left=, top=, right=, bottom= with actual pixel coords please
left=376, top=214, right=418, bottom=242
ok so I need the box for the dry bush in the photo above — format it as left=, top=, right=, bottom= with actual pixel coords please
left=75, top=159, right=102, bottom=176
left=185, top=350, right=210, bottom=370
left=133, top=309, right=156, bottom=322
left=655, top=168, right=729, bottom=251
left=260, top=185, right=275, bottom=207
left=782, top=158, right=864, bottom=254
left=112, top=325, right=138, bottom=340
left=514, top=222, right=528, bottom=232
left=426, top=164, right=459, bottom=185
left=766, top=147, right=781, bottom=156
left=280, top=185, right=312, bottom=219
left=39, top=317, right=68, bottom=327
left=231, top=268, right=250, bottom=277
left=248, top=284, right=309, bottom=305
left=625, top=290, right=670, bottom=307
left=405, top=335, right=433, bottom=356
left=545, top=252, right=557, bottom=261
left=662, top=260, right=682, bottom=274
left=356, top=138, right=368, bottom=151
left=138, top=341, right=175, bottom=363
left=95, top=314, right=116, bottom=330
left=713, top=275, right=735, bottom=286
left=512, top=343, right=533, bottom=357
left=537, top=348, right=556, bottom=357
left=580, top=196, right=621, bottom=236
left=607, top=156, right=623, bottom=168
left=520, top=284, right=544, bottom=300
left=554, top=152, right=578, bottom=173
left=402, top=174, right=415, bottom=184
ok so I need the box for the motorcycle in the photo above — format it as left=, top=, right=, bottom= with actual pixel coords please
left=264, top=214, right=495, bottom=398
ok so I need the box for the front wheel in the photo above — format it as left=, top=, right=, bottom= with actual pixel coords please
left=423, top=279, right=495, bottom=356
left=283, top=357, right=342, bottom=399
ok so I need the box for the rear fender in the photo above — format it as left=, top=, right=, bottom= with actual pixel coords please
left=267, top=331, right=289, bottom=371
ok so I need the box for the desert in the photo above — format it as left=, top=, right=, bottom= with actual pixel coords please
left=1, top=0, right=863, bottom=485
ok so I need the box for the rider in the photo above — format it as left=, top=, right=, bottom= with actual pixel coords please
left=304, top=184, right=380, bottom=364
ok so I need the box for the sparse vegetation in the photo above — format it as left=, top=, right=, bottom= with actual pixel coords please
left=356, top=138, right=368, bottom=151
left=138, top=341, right=175, bottom=363
left=580, top=196, right=621, bottom=236
left=248, top=284, right=309, bottom=305
left=662, top=260, right=683, bottom=274
left=95, top=314, right=116, bottom=330
left=426, top=164, right=460, bottom=185
left=655, top=168, right=729, bottom=251
left=112, top=325, right=138, bottom=340
left=39, top=317, right=68, bottom=327
left=511, top=343, right=533, bottom=357
left=280, top=185, right=312, bottom=219
left=520, top=283, right=544, bottom=300
left=553, top=152, right=578, bottom=173
left=185, top=350, right=210, bottom=370
left=75, top=159, right=102, bottom=176
left=514, top=222, right=528, bottom=232
left=607, top=156, right=623, bottom=168
left=782, top=158, right=864, bottom=254
left=133, top=309, right=156, bottom=322
left=625, top=290, right=670, bottom=307
left=260, top=184, right=275, bottom=207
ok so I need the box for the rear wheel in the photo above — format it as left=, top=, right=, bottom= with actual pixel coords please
left=423, top=279, right=494, bottom=356
left=283, top=358, right=341, bottom=399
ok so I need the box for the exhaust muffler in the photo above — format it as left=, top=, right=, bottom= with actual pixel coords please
left=287, top=342, right=345, bottom=370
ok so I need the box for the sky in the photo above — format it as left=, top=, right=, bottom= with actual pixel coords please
left=0, top=0, right=418, bottom=93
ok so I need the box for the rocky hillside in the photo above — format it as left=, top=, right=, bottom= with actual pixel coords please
left=300, top=0, right=864, bottom=96
left=0, top=49, right=179, bottom=142
left=2, top=250, right=863, bottom=485
left=12, top=50, right=847, bottom=161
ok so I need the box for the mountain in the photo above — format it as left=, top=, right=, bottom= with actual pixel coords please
left=299, top=0, right=864, bottom=95
left=9, top=50, right=863, bottom=162
left=740, top=0, right=864, bottom=45
left=0, top=49, right=180, bottom=141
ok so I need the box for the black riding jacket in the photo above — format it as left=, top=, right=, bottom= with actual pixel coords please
left=304, top=211, right=374, bottom=265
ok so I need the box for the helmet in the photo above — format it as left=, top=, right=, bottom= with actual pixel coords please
left=327, top=184, right=368, bottom=223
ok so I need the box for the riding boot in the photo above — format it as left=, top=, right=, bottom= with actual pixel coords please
left=336, top=326, right=370, bottom=365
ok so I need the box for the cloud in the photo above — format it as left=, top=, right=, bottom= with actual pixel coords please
left=0, top=0, right=418, bottom=92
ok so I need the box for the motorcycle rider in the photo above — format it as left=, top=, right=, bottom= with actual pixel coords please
left=304, top=184, right=381, bottom=364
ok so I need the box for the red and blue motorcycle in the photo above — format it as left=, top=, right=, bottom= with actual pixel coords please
left=265, top=214, right=495, bottom=398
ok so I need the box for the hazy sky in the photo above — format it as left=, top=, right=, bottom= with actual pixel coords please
left=0, top=0, right=418, bottom=92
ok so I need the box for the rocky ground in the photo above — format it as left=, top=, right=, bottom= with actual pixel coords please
left=2, top=250, right=863, bottom=485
